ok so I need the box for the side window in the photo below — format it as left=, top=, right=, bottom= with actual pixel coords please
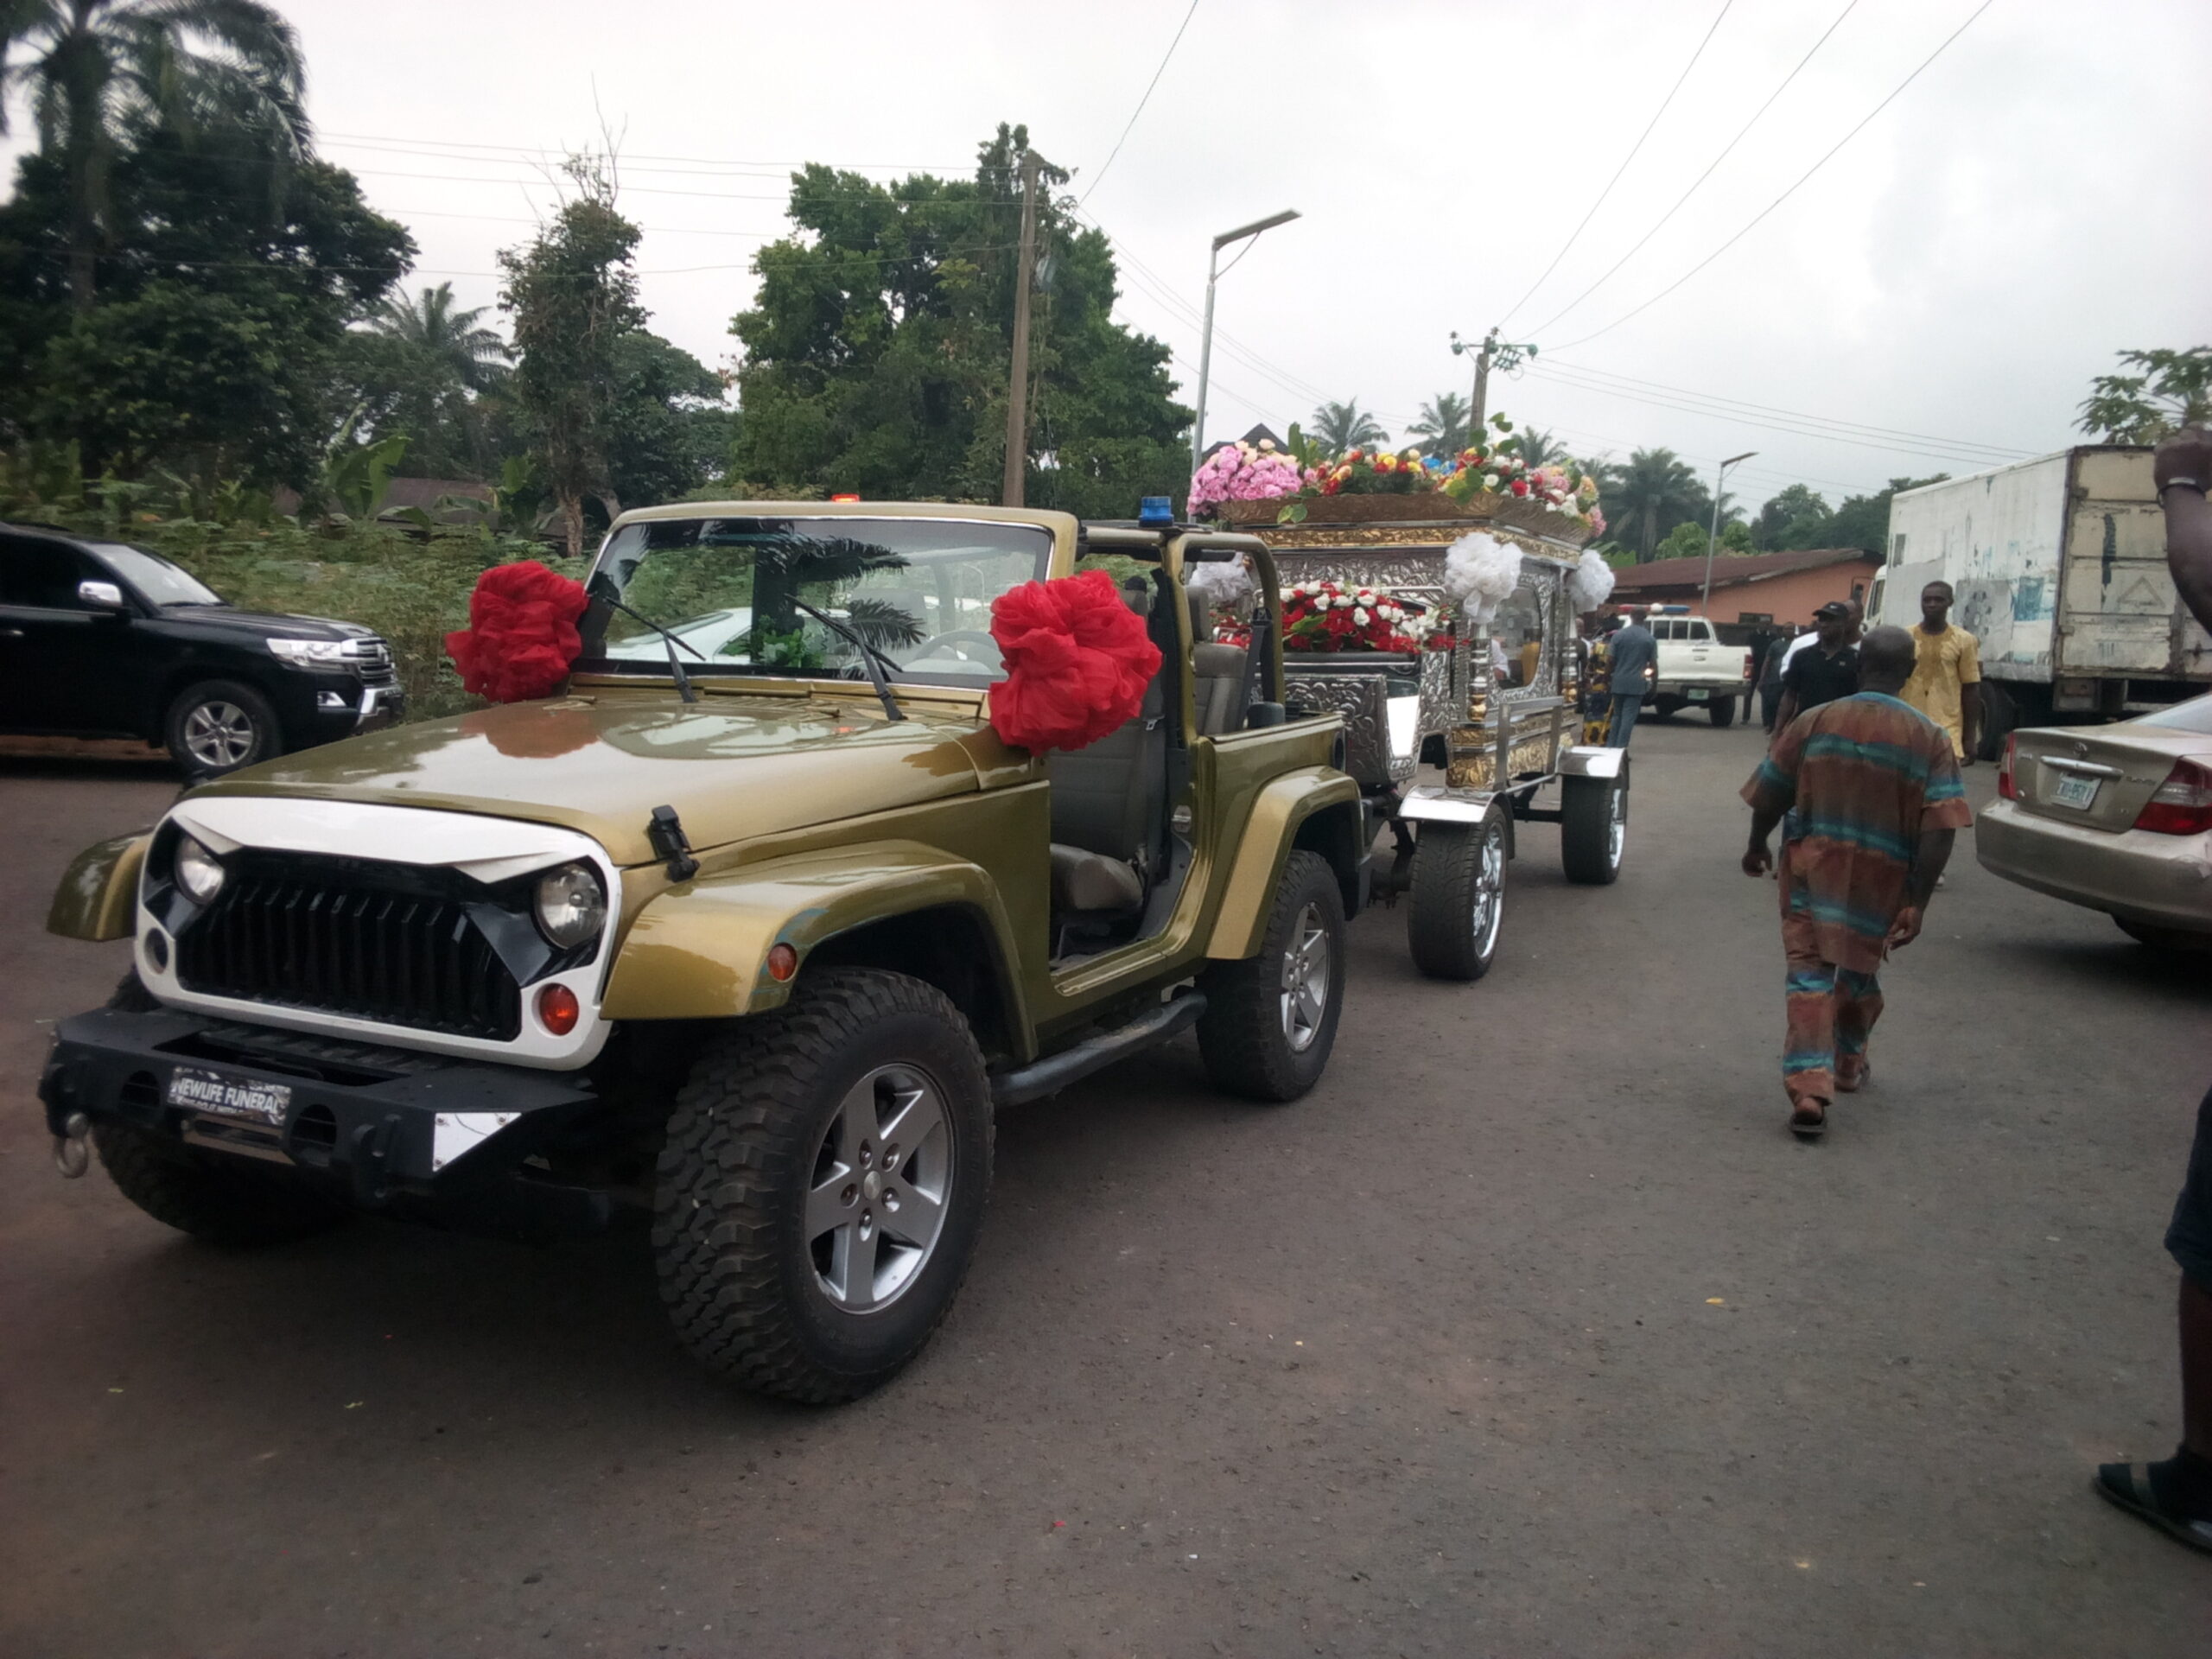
left=1656, top=620, right=1680, bottom=641
left=1691, top=620, right=1713, bottom=642
left=0, top=537, right=103, bottom=611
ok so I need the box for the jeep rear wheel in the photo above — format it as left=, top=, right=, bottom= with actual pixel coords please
left=652, top=969, right=993, bottom=1404
left=93, top=1121, right=348, bottom=1246
left=1407, top=808, right=1507, bottom=981
left=1196, top=849, right=1346, bottom=1103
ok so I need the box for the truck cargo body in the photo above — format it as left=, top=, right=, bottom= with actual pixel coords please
left=1874, top=447, right=2209, bottom=733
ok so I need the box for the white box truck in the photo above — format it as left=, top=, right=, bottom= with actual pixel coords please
left=1872, top=446, right=2210, bottom=753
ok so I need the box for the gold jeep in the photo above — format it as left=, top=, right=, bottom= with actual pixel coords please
left=40, top=503, right=1363, bottom=1402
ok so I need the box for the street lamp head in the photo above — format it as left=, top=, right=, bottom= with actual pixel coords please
left=1722, top=450, right=1758, bottom=468
left=1212, top=208, right=1301, bottom=250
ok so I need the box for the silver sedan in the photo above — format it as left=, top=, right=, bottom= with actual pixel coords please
left=1977, top=694, right=2212, bottom=946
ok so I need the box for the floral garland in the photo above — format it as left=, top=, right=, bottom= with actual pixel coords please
left=1302, top=443, right=1605, bottom=533
left=1188, top=438, right=1304, bottom=511
left=1279, top=580, right=1437, bottom=653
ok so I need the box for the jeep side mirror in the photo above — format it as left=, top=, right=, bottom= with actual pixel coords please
left=77, top=580, right=128, bottom=613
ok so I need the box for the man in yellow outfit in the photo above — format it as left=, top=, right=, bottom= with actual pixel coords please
left=1903, top=580, right=1981, bottom=764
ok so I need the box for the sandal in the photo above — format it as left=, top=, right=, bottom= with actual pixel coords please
left=2094, top=1461, right=2212, bottom=1554
left=1789, top=1103, right=1827, bottom=1141
left=1837, top=1059, right=1870, bottom=1094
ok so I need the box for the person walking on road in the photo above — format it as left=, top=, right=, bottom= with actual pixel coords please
left=2094, top=425, right=2212, bottom=1554
left=1740, top=626, right=1971, bottom=1140
left=1758, top=630, right=1794, bottom=732
left=1770, top=602, right=1862, bottom=734
left=1605, top=607, right=1657, bottom=748
left=1903, top=581, right=1982, bottom=763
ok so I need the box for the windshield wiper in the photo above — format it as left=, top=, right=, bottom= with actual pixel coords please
left=791, top=600, right=906, bottom=723
left=592, top=589, right=703, bottom=704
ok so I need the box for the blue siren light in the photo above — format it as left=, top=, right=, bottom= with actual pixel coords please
left=1138, top=496, right=1173, bottom=527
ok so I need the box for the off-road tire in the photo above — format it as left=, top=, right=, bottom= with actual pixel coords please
left=652, top=969, right=994, bottom=1404
left=1406, top=809, right=1508, bottom=982
left=1197, top=849, right=1345, bottom=1103
left=1560, top=772, right=1629, bottom=886
left=93, top=1120, right=348, bottom=1246
left=165, top=679, right=279, bottom=776
left=1707, top=695, right=1738, bottom=728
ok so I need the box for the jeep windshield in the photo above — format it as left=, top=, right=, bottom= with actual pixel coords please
left=577, top=516, right=1052, bottom=686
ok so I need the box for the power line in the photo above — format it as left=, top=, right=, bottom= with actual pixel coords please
left=1078, top=0, right=1203, bottom=207
left=1539, top=358, right=2031, bottom=458
left=320, top=130, right=973, bottom=175
left=1495, top=0, right=1733, bottom=332
left=1527, top=0, right=1862, bottom=338
left=1549, top=0, right=1999, bottom=353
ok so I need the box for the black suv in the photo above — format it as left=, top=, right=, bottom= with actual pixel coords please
left=0, top=523, right=404, bottom=774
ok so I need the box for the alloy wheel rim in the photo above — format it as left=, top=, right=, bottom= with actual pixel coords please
left=1279, top=902, right=1331, bottom=1052
left=804, top=1064, right=953, bottom=1315
left=1471, top=823, right=1505, bottom=955
left=183, top=701, right=255, bottom=768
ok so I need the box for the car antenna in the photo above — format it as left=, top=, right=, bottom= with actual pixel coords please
left=591, top=586, right=702, bottom=704
left=790, top=600, right=906, bottom=722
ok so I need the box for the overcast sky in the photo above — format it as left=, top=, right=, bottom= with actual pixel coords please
left=11, top=0, right=2212, bottom=508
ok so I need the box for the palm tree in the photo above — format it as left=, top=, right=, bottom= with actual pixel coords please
left=369, top=283, right=512, bottom=394
left=1604, top=447, right=1706, bottom=562
left=1516, top=425, right=1562, bottom=468
left=1309, top=398, right=1388, bottom=455
left=1, top=0, right=308, bottom=309
left=1407, top=391, right=1471, bottom=455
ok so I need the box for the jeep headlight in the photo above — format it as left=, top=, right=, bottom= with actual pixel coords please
left=534, top=862, right=606, bottom=948
left=175, top=834, right=226, bottom=903
left=267, top=638, right=348, bottom=667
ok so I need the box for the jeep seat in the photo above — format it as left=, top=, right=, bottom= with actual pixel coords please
left=1189, top=591, right=1250, bottom=736
left=1045, top=580, right=1166, bottom=914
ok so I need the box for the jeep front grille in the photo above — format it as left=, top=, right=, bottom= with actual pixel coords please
left=176, top=866, right=521, bottom=1040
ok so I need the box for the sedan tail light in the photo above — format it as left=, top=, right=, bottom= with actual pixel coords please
left=2133, top=758, right=2212, bottom=836
left=1998, top=734, right=2018, bottom=800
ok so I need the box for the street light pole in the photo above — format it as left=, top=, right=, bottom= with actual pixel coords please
left=1700, top=450, right=1758, bottom=615
left=1192, top=208, right=1300, bottom=475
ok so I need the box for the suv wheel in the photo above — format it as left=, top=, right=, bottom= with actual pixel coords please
left=652, top=969, right=993, bottom=1404
left=1560, top=772, right=1628, bottom=885
left=1196, top=849, right=1346, bottom=1103
left=94, top=1121, right=349, bottom=1246
left=1406, top=807, right=1507, bottom=981
left=167, top=680, right=278, bottom=775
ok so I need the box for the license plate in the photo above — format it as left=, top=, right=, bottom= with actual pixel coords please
left=1686, top=687, right=1709, bottom=701
left=166, top=1065, right=292, bottom=1124
left=2051, top=772, right=2101, bottom=810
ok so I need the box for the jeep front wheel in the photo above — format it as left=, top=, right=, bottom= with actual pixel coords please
left=1406, top=808, right=1507, bottom=981
left=652, top=969, right=994, bottom=1404
left=1196, top=849, right=1346, bottom=1103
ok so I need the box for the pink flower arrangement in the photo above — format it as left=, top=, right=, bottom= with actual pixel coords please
left=1188, top=439, right=1304, bottom=511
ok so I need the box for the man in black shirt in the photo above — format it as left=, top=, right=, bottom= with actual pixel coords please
left=1772, top=601, right=1859, bottom=734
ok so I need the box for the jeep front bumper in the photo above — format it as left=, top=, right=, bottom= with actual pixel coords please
left=40, top=1007, right=596, bottom=1202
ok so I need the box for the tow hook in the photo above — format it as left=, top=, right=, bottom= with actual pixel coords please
left=54, top=1112, right=92, bottom=1179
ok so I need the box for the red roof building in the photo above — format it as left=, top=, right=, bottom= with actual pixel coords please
left=1606, top=548, right=1882, bottom=628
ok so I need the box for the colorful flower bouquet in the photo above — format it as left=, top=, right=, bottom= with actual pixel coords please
left=1278, top=581, right=1437, bottom=654
left=1187, top=438, right=1303, bottom=512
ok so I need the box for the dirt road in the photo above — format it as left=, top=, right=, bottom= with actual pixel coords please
left=3, top=723, right=2207, bottom=1656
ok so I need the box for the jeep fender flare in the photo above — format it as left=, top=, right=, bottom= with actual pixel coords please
left=1204, top=768, right=1364, bottom=960
left=48, top=832, right=149, bottom=942
left=600, top=839, right=1031, bottom=1036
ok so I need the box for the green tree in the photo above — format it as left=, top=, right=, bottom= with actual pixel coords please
left=350, top=281, right=510, bottom=475
left=1751, top=482, right=1832, bottom=550
left=1309, top=398, right=1388, bottom=454
left=1407, top=391, right=1470, bottom=455
left=499, top=160, right=645, bottom=556
left=1719, top=520, right=1754, bottom=553
left=1517, top=425, right=1563, bottom=468
left=733, top=125, right=1188, bottom=514
left=2077, top=346, right=2212, bottom=443
left=1600, top=448, right=1707, bottom=561
left=604, top=328, right=731, bottom=509
left=0, top=0, right=308, bottom=309
left=1655, top=520, right=1707, bottom=561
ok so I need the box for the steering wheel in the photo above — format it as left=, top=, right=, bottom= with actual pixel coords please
left=907, top=630, right=1001, bottom=664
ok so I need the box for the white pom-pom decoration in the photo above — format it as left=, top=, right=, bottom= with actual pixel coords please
left=1567, top=547, right=1617, bottom=613
left=1183, top=556, right=1254, bottom=608
left=1441, top=531, right=1522, bottom=622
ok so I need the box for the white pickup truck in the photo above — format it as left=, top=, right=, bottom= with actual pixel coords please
left=1644, top=611, right=1753, bottom=728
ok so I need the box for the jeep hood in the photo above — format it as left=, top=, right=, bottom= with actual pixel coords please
left=195, top=693, right=1030, bottom=865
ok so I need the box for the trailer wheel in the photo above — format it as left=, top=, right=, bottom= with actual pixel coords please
left=1560, top=770, right=1629, bottom=886
left=1707, top=695, right=1737, bottom=728
left=1406, top=807, right=1507, bottom=981
left=1977, top=682, right=2016, bottom=762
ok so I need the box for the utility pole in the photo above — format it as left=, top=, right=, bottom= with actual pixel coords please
left=1452, top=329, right=1538, bottom=445
left=1700, top=450, right=1759, bottom=615
left=1002, top=148, right=1040, bottom=508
